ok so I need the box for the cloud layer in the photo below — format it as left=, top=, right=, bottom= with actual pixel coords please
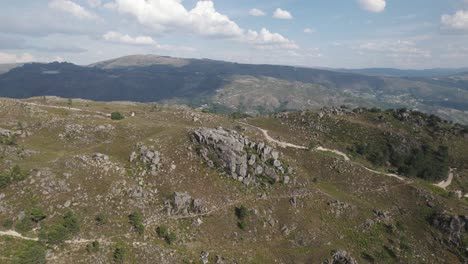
left=49, top=0, right=99, bottom=20
left=357, top=0, right=386, bottom=13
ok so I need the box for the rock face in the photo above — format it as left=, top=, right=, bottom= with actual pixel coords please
left=192, top=127, right=290, bottom=186
left=323, top=250, right=358, bottom=264
left=431, top=211, right=468, bottom=247
left=166, top=192, right=207, bottom=216
left=130, top=143, right=161, bottom=176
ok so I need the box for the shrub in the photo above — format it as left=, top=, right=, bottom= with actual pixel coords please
left=63, top=211, right=80, bottom=235
left=30, top=207, right=46, bottom=223
left=43, top=211, right=80, bottom=245
left=14, top=244, right=47, bottom=264
left=156, top=225, right=176, bottom=244
left=235, top=205, right=248, bottom=220
left=46, top=224, right=69, bottom=245
left=129, top=211, right=144, bottom=235
left=111, top=112, right=124, bottom=120
left=95, top=213, right=107, bottom=226
left=156, top=225, right=168, bottom=238
left=165, top=232, right=177, bottom=245
left=113, top=246, right=127, bottom=263
left=86, top=240, right=100, bottom=253
left=0, top=165, right=27, bottom=189
left=15, top=218, right=33, bottom=234
left=238, top=221, right=247, bottom=230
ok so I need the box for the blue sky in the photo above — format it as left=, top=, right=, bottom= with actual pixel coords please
left=1, top=0, right=468, bottom=69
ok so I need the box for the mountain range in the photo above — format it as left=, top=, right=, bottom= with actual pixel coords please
left=0, top=54, right=467, bottom=124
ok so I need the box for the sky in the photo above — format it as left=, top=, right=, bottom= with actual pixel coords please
left=1, top=0, right=468, bottom=69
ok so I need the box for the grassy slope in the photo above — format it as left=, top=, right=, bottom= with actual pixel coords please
left=0, top=97, right=466, bottom=263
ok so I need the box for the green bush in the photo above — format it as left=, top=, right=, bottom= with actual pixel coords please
left=113, top=246, right=127, bottom=263
left=15, top=218, right=33, bottom=234
left=86, top=240, right=100, bottom=253
left=0, top=165, right=27, bottom=189
left=156, top=225, right=168, bottom=238
left=111, top=112, right=125, bottom=120
left=42, top=211, right=80, bottom=245
left=129, top=211, right=144, bottom=235
left=63, top=211, right=80, bottom=235
left=165, top=232, right=177, bottom=245
left=235, top=205, right=248, bottom=220
left=156, top=225, right=176, bottom=244
left=95, top=213, right=107, bottom=226
left=30, top=207, right=46, bottom=223
left=14, top=244, right=47, bottom=264
left=45, top=224, right=69, bottom=245
left=238, top=220, right=247, bottom=230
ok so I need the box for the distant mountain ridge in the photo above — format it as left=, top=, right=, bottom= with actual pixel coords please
left=0, top=55, right=467, bottom=124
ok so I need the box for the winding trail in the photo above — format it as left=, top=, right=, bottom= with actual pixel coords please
left=434, top=168, right=454, bottom=189
left=238, top=121, right=410, bottom=182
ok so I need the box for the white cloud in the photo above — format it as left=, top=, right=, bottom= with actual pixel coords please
left=114, top=0, right=243, bottom=38
left=112, top=0, right=297, bottom=50
left=49, top=0, right=99, bottom=20
left=246, top=28, right=298, bottom=50
left=357, top=40, right=431, bottom=58
left=273, top=8, right=293, bottom=19
left=103, top=31, right=156, bottom=45
left=249, top=8, right=266, bottom=17
left=357, top=0, right=386, bottom=13
left=304, top=28, right=316, bottom=34
left=441, top=10, right=468, bottom=33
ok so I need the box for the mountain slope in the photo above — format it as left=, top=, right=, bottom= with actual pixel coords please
left=0, top=55, right=467, bottom=124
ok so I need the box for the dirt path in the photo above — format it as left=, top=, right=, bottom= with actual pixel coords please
left=434, top=168, right=454, bottom=189
left=316, top=146, right=350, bottom=161
left=239, top=121, right=410, bottom=182
left=0, top=230, right=38, bottom=241
left=237, top=122, right=308, bottom=149
left=23, top=102, right=110, bottom=117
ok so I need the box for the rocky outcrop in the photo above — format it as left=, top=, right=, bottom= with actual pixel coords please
left=323, top=250, right=358, bottom=264
left=130, top=143, right=161, bottom=176
left=431, top=211, right=468, bottom=247
left=192, top=127, right=290, bottom=186
left=166, top=192, right=207, bottom=216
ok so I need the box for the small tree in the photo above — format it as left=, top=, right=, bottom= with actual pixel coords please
left=67, top=98, right=73, bottom=107
left=129, top=211, right=144, bottom=235
left=111, top=112, right=124, bottom=120
left=113, top=246, right=127, bottom=263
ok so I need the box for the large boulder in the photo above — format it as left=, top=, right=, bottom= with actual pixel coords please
left=167, top=192, right=207, bottom=216
left=192, top=127, right=290, bottom=186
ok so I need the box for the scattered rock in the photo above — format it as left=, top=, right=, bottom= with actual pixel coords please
left=130, top=143, right=161, bottom=176
left=430, top=211, right=468, bottom=247
left=323, top=250, right=358, bottom=264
